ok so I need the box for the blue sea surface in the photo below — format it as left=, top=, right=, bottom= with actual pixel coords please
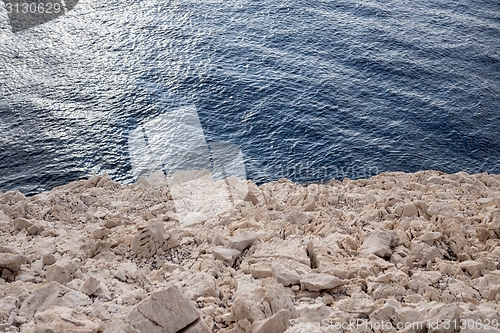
left=0, top=0, right=499, bottom=195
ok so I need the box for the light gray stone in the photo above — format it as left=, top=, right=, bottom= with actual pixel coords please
left=34, top=306, right=99, bottom=333
left=14, top=218, right=32, bottom=230
left=182, top=319, right=211, bottom=333
left=127, top=285, right=208, bottom=333
left=300, top=273, right=342, bottom=291
left=212, top=247, right=241, bottom=266
left=0, top=253, right=25, bottom=273
left=42, top=254, right=56, bottom=266
left=46, top=263, right=72, bottom=284
left=131, top=220, right=178, bottom=259
left=427, top=202, right=463, bottom=219
left=80, top=276, right=101, bottom=296
left=0, top=297, right=18, bottom=322
left=19, top=282, right=69, bottom=319
left=295, top=303, right=331, bottom=324
left=252, top=309, right=290, bottom=333
left=361, top=230, right=392, bottom=258
left=418, top=232, right=443, bottom=244
left=228, top=231, right=258, bottom=251
left=271, top=262, right=300, bottom=286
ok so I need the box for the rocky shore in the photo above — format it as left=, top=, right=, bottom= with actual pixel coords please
left=1, top=170, right=500, bottom=332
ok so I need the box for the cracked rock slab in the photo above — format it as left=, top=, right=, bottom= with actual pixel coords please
left=241, top=238, right=311, bottom=279
left=127, top=285, right=209, bottom=333
left=19, top=281, right=90, bottom=320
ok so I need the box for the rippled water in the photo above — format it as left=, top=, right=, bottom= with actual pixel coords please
left=0, top=0, right=499, bottom=195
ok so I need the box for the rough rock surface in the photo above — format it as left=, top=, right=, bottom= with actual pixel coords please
left=125, top=286, right=210, bottom=333
left=1, top=170, right=500, bottom=332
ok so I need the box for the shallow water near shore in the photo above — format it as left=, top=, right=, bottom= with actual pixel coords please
left=0, top=0, right=499, bottom=195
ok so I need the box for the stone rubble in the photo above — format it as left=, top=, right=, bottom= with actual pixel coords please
left=0, top=170, right=499, bottom=332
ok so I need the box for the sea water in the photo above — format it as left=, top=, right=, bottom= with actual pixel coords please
left=0, top=0, right=499, bottom=195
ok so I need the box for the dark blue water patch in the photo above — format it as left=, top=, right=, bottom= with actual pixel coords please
left=0, top=0, right=499, bottom=194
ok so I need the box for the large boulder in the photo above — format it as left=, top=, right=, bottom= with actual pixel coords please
left=228, top=231, right=258, bottom=251
left=19, top=282, right=90, bottom=320
left=126, top=285, right=210, bottom=333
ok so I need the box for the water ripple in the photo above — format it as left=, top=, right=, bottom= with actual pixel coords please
left=0, top=0, right=499, bottom=194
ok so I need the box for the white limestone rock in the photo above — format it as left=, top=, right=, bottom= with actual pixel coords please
left=419, top=303, right=460, bottom=333
left=418, top=232, right=443, bottom=244
left=2, top=171, right=500, bottom=332
left=459, top=260, right=486, bottom=277
left=33, top=306, right=100, bottom=333
left=361, top=230, right=393, bottom=258
left=410, top=241, right=443, bottom=266
left=171, top=272, right=220, bottom=300
left=286, top=211, right=312, bottom=226
left=272, top=262, right=300, bottom=286
left=115, top=262, right=141, bottom=282
left=0, top=297, right=18, bottom=322
left=126, top=286, right=209, bottom=333
left=0, top=253, right=25, bottom=274
left=241, top=238, right=311, bottom=279
left=300, top=273, right=342, bottom=291
left=80, top=276, right=101, bottom=296
left=252, top=309, right=290, bottom=333
left=307, top=233, right=358, bottom=276
left=335, top=292, right=377, bottom=315
left=136, top=170, right=168, bottom=190
left=42, top=254, right=56, bottom=266
left=427, top=202, right=464, bottom=220
left=46, top=263, right=73, bottom=284
left=294, top=303, right=331, bottom=324
left=19, top=282, right=90, bottom=320
left=228, top=231, right=258, bottom=251
left=213, top=247, right=241, bottom=266
left=402, top=202, right=418, bottom=217
left=131, top=220, right=178, bottom=258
